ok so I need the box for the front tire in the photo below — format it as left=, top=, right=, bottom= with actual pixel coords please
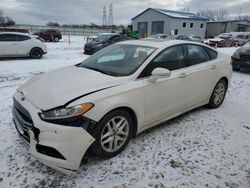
left=91, top=109, right=133, bottom=158
left=208, top=79, right=227, bottom=108
left=30, top=48, right=43, bottom=59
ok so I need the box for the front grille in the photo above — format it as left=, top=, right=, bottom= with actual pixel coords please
left=240, top=55, right=250, bottom=62
left=13, top=99, right=33, bottom=145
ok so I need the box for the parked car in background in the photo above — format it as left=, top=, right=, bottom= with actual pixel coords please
left=84, top=33, right=131, bottom=54
left=205, top=33, right=236, bottom=47
left=166, top=35, right=191, bottom=41
left=147, top=33, right=168, bottom=39
left=232, top=33, right=250, bottom=46
left=188, top=35, right=203, bottom=43
left=13, top=40, right=231, bottom=175
left=231, top=42, right=250, bottom=70
left=0, top=32, right=47, bottom=59
left=0, top=27, right=30, bottom=34
left=33, top=29, right=62, bottom=42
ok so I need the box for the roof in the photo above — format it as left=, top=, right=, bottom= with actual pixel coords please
left=118, top=39, right=207, bottom=49
left=132, top=8, right=208, bottom=21
left=208, top=20, right=250, bottom=24
left=0, top=32, right=32, bottom=36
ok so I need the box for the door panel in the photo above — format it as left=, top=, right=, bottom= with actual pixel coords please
left=140, top=45, right=190, bottom=127
left=185, top=62, right=218, bottom=107
left=184, top=44, right=219, bottom=107
left=143, top=70, right=190, bottom=126
left=0, top=34, right=18, bottom=56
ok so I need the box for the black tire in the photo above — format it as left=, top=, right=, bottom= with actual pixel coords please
left=54, top=37, right=59, bottom=42
left=30, top=48, right=43, bottom=59
left=91, top=109, right=133, bottom=158
left=208, top=79, right=227, bottom=109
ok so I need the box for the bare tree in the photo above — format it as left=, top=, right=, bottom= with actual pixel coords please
left=215, top=9, right=228, bottom=21
left=0, top=10, right=15, bottom=27
left=197, top=9, right=216, bottom=21
left=46, top=22, right=60, bottom=27
left=237, top=15, right=250, bottom=21
left=197, top=9, right=229, bottom=21
left=181, top=7, right=190, bottom=12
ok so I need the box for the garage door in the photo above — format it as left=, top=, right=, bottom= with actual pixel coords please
left=152, top=21, right=164, bottom=35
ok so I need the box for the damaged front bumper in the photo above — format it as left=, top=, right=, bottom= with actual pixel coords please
left=12, top=91, right=95, bottom=175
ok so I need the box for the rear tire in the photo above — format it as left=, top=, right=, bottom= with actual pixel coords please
left=91, top=109, right=133, bottom=158
left=208, top=79, right=227, bottom=109
left=54, top=37, right=59, bottom=42
left=30, top=48, right=43, bottom=59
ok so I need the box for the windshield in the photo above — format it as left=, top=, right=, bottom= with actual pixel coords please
left=78, top=44, right=156, bottom=76
left=95, top=35, right=115, bottom=43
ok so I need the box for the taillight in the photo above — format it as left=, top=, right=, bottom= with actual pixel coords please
left=230, top=57, right=234, bottom=65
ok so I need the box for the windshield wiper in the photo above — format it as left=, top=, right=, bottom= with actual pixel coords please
left=81, top=65, right=114, bottom=76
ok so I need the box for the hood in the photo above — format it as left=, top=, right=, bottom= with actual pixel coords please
left=18, top=65, right=128, bottom=110
left=85, top=41, right=104, bottom=47
left=209, top=38, right=224, bottom=42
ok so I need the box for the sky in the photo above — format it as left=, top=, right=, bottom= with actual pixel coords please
left=0, top=0, right=250, bottom=25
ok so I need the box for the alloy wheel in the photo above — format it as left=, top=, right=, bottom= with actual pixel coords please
left=101, top=116, right=129, bottom=152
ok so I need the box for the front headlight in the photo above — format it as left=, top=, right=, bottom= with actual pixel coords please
left=40, top=103, right=94, bottom=120
left=95, top=43, right=103, bottom=47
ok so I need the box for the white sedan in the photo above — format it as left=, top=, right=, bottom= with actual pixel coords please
left=13, top=39, right=232, bottom=175
left=0, top=32, right=47, bottom=58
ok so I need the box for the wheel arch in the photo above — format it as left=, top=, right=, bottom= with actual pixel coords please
left=102, top=106, right=138, bottom=137
left=220, top=76, right=229, bottom=90
left=30, top=47, right=44, bottom=55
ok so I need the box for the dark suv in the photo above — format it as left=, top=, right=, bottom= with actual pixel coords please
left=84, top=34, right=131, bottom=55
left=33, top=29, right=62, bottom=42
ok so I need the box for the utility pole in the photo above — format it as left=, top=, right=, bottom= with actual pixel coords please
left=103, top=6, right=107, bottom=26
left=108, top=4, right=113, bottom=26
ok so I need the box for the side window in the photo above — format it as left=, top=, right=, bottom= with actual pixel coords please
left=17, top=35, right=31, bottom=41
left=205, top=47, right=217, bottom=60
left=183, top=22, right=186, bottom=28
left=0, top=34, right=17, bottom=42
left=186, top=45, right=210, bottom=66
left=142, top=45, right=185, bottom=77
left=190, top=23, right=194, bottom=28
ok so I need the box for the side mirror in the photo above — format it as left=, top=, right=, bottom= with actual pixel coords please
left=148, top=68, right=171, bottom=82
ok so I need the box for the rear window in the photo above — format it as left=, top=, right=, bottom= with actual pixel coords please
left=17, top=35, right=30, bottom=41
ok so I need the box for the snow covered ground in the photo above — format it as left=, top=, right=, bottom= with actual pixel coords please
left=0, top=37, right=249, bottom=188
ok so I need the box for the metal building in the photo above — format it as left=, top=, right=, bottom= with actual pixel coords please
left=206, top=20, right=250, bottom=37
left=132, top=8, right=208, bottom=39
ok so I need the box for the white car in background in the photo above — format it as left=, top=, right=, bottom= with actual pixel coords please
left=13, top=39, right=232, bottom=175
left=0, top=32, right=47, bottom=59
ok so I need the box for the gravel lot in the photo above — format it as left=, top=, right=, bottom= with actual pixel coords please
left=0, top=37, right=249, bottom=188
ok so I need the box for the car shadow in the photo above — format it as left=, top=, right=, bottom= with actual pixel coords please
left=234, top=69, right=250, bottom=74
left=0, top=57, right=33, bottom=61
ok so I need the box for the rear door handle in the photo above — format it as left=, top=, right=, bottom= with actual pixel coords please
left=211, top=65, right=217, bottom=69
left=178, top=73, right=188, bottom=78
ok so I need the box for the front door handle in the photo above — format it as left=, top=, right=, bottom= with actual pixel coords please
left=211, top=65, right=217, bottom=69
left=178, top=73, right=188, bottom=78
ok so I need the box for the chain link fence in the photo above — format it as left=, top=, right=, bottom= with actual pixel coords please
left=10, top=24, right=123, bottom=36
